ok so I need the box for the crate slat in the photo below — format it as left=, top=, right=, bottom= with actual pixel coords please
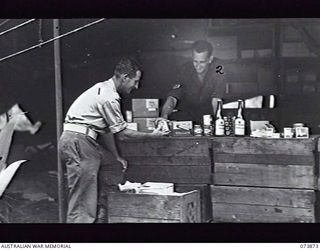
left=119, top=139, right=211, bottom=157
left=213, top=163, right=315, bottom=189
left=125, top=165, right=211, bottom=184
left=214, top=153, right=314, bottom=165
left=212, top=137, right=316, bottom=155
left=212, top=203, right=315, bottom=223
left=124, top=156, right=211, bottom=166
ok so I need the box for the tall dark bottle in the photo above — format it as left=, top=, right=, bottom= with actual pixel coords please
left=214, top=100, right=225, bottom=136
left=234, top=99, right=245, bottom=136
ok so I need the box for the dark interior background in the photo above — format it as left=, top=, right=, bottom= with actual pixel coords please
left=1, top=18, right=320, bottom=171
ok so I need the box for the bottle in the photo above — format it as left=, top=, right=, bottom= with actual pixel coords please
left=214, top=100, right=225, bottom=136
left=234, top=99, right=245, bottom=136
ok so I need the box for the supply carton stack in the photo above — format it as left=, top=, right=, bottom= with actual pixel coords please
left=132, top=99, right=159, bottom=133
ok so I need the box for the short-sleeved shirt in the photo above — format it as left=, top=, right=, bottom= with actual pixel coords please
left=65, top=78, right=127, bottom=134
left=167, top=59, right=226, bottom=124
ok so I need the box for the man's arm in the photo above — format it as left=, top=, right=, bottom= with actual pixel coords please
left=116, top=127, right=167, bottom=141
left=99, top=132, right=127, bottom=171
left=161, top=96, right=178, bottom=119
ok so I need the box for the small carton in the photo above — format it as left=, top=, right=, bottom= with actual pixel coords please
left=138, top=182, right=174, bottom=195
left=133, top=118, right=156, bottom=133
left=171, top=121, right=193, bottom=136
left=295, top=127, right=309, bottom=139
left=126, top=122, right=138, bottom=131
left=283, top=127, right=294, bottom=138
left=132, top=99, right=159, bottom=118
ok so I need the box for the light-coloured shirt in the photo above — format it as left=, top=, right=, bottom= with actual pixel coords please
left=65, top=78, right=127, bottom=134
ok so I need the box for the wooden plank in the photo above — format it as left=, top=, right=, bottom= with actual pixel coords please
left=119, top=139, right=211, bottom=157
left=214, top=153, right=314, bottom=165
left=108, top=216, right=178, bottom=223
left=125, top=165, right=212, bottom=184
left=107, top=191, right=200, bottom=223
left=175, top=184, right=212, bottom=222
left=124, top=156, right=211, bottom=166
left=212, top=204, right=315, bottom=223
left=213, top=163, right=315, bottom=189
left=212, top=137, right=316, bottom=155
left=211, top=186, right=315, bottom=208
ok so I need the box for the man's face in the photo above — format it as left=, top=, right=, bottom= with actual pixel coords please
left=121, top=70, right=141, bottom=94
left=192, top=50, right=213, bottom=75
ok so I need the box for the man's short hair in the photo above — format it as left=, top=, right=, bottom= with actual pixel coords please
left=192, top=40, right=213, bottom=56
left=114, top=58, right=140, bottom=79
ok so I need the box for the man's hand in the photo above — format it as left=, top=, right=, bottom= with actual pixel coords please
left=154, top=117, right=169, bottom=126
left=151, top=127, right=170, bottom=136
left=116, top=157, right=128, bottom=172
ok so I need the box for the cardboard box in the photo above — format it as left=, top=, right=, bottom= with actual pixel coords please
left=107, top=190, right=201, bottom=223
left=138, top=182, right=174, bottom=195
left=133, top=118, right=156, bottom=133
left=171, top=121, right=193, bottom=136
left=132, top=99, right=159, bottom=118
left=126, top=122, right=138, bottom=131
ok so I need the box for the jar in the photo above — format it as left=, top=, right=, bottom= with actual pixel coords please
left=194, top=125, right=203, bottom=136
left=203, top=125, right=213, bottom=136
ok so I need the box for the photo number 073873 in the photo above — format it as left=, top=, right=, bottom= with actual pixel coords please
left=300, top=244, right=319, bottom=249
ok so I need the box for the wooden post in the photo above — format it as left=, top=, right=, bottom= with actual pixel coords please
left=53, top=19, right=66, bottom=223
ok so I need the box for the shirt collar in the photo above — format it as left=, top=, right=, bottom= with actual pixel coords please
left=108, top=77, right=121, bottom=99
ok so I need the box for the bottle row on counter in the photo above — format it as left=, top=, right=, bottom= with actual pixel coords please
left=126, top=98, right=309, bottom=138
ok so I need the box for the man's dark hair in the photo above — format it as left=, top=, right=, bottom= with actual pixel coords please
left=114, top=58, right=140, bottom=79
left=192, top=40, right=213, bottom=56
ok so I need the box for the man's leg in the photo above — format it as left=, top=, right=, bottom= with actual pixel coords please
left=59, top=132, right=101, bottom=223
left=96, top=148, right=122, bottom=223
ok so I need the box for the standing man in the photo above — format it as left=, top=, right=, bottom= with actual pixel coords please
left=160, top=40, right=226, bottom=124
left=59, top=58, right=167, bottom=223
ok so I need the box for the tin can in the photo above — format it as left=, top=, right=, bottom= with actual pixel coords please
left=203, top=115, right=213, bottom=126
left=194, top=125, right=203, bottom=136
left=125, top=110, right=133, bottom=123
left=203, top=125, right=213, bottom=136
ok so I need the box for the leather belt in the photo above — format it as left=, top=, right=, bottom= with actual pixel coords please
left=63, top=123, right=98, bottom=140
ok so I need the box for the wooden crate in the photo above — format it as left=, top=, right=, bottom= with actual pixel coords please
left=211, top=185, right=316, bottom=223
left=174, top=184, right=212, bottom=222
left=0, top=200, right=10, bottom=223
left=212, top=137, right=318, bottom=189
left=118, top=138, right=212, bottom=184
left=107, top=190, right=201, bottom=223
left=316, top=138, right=320, bottom=190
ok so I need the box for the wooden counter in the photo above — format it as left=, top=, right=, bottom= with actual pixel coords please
left=103, top=135, right=320, bottom=223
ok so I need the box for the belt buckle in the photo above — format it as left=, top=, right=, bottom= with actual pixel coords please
left=85, top=127, right=90, bottom=135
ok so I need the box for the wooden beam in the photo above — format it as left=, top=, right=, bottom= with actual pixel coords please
left=53, top=19, right=66, bottom=223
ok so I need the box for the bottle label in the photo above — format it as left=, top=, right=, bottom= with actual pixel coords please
left=235, top=122, right=245, bottom=135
